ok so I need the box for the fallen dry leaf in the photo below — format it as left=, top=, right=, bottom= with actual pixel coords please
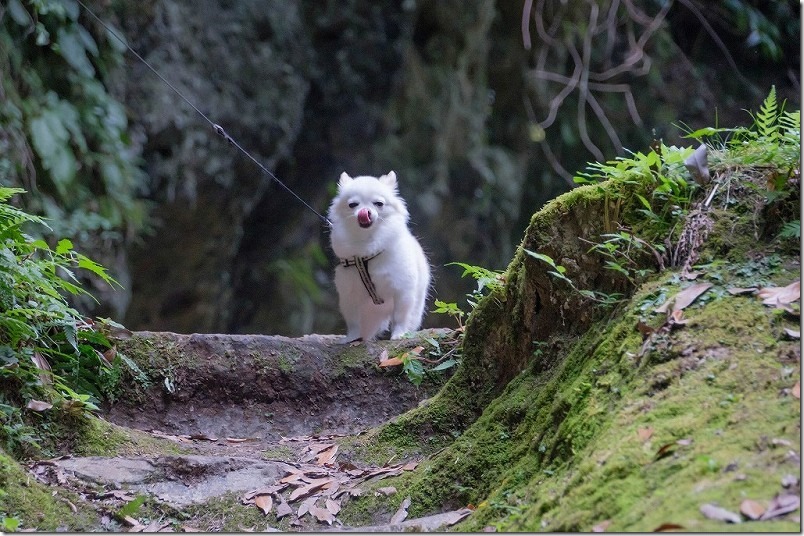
left=591, top=519, right=612, bottom=532
left=375, top=486, right=397, bottom=496
left=791, top=380, right=799, bottom=399
left=310, top=505, right=335, bottom=525
left=279, top=471, right=305, bottom=485
left=141, top=519, right=172, bottom=532
left=122, top=515, right=140, bottom=527
left=637, top=427, right=654, bottom=442
left=289, top=478, right=332, bottom=502
left=297, top=496, right=318, bottom=518
left=654, top=443, right=676, bottom=460
left=402, top=461, right=419, bottom=471
left=102, top=347, right=117, bottom=363
left=325, top=498, right=341, bottom=515
left=254, top=494, right=273, bottom=515
left=636, top=320, right=655, bottom=339
left=316, top=444, right=339, bottom=465
left=757, top=280, right=800, bottom=308
left=390, top=496, right=412, bottom=524
left=653, top=522, right=685, bottom=531
left=655, top=283, right=712, bottom=314
left=306, top=442, right=336, bottom=455
left=727, top=287, right=757, bottom=296
left=739, top=499, right=765, bottom=520
left=275, top=497, right=293, bottom=519
left=700, top=503, right=741, bottom=523
left=675, top=438, right=693, bottom=446
left=26, top=399, right=53, bottom=412
left=759, top=493, right=800, bottom=520
left=668, top=309, right=688, bottom=326
left=30, top=352, right=52, bottom=385
left=784, top=328, right=800, bottom=339
left=379, top=356, right=404, bottom=367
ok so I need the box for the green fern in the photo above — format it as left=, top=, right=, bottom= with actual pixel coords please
left=778, top=220, right=801, bottom=240
left=754, top=85, right=779, bottom=140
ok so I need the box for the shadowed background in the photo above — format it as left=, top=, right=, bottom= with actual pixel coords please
left=1, top=0, right=799, bottom=335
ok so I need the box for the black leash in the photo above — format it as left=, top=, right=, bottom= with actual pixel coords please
left=75, top=0, right=333, bottom=227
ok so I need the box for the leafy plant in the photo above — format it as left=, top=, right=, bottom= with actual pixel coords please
left=0, top=514, right=21, bottom=532
left=524, top=250, right=623, bottom=307
left=778, top=220, right=800, bottom=240
left=432, top=299, right=466, bottom=331
left=684, top=85, right=800, bottom=172
left=446, top=262, right=505, bottom=307
left=432, top=262, right=505, bottom=332
left=0, top=187, right=134, bottom=455
left=0, top=0, right=149, bottom=277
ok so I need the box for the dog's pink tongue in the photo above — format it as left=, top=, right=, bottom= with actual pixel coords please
left=357, top=208, right=372, bottom=227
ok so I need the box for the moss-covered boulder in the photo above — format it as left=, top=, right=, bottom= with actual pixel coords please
left=339, top=139, right=800, bottom=531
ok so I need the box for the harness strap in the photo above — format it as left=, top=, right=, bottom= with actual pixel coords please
left=340, top=251, right=384, bottom=305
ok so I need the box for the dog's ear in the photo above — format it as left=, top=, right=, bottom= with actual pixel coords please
left=379, top=171, right=398, bottom=190
left=338, top=172, right=352, bottom=189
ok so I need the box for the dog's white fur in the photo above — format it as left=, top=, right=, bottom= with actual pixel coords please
left=328, top=171, right=430, bottom=341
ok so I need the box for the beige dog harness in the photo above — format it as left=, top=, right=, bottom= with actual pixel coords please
left=340, top=251, right=385, bottom=305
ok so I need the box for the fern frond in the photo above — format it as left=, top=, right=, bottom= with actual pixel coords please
left=756, top=85, right=779, bottom=140
left=779, top=110, right=800, bottom=134
left=778, top=220, right=801, bottom=240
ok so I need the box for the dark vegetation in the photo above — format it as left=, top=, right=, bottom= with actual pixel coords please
left=1, top=0, right=797, bottom=336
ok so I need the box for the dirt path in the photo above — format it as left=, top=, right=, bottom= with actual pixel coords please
left=26, top=330, right=466, bottom=531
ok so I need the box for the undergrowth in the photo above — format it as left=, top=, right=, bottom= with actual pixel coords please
left=530, top=86, right=800, bottom=302
left=0, top=187, right=136, bottom=458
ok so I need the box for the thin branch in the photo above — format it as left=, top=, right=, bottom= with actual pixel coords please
left=577, top=1, right=605, bottom=161
left=675, top=0, right=753, bottom=87
left=522, top=0, right=534, bottom=50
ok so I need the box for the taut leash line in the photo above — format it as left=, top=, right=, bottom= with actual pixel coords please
left=75, top=0, right=333, bottom=227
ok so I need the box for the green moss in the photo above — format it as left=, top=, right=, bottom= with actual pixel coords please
left=70, top=417, right=183, bottom=457
left=261, top=444, right=295, bottom=462
left=181, top=491, right=289, bottom=531
left=349, top=254, right=799, bottom=533
left=0, top=448, right=99, bottom=531
left=455, top=268, right=798, bottom=531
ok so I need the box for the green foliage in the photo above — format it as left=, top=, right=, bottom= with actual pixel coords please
left=400, top=351, right=425, bottom=387
left=777, top=220, right=800, bottom=240
left=446, top=262, right=505, bottom=306
left=524, top=249, right=623, bottom=307
left=432, top=299, right=465, bottom=330
left=575, top=87, right=800, bottom=289
left=0, top=514, right=21, bottom=532
left=0, top=0, right=148, bottom=249
left=522, top=251, right=572, bottom=285
left=684, top=85, right=800, bottom=172
left=0, top=187, right=133, bottom=456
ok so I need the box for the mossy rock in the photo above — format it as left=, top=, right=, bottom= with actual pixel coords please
left=338, top=156, right=800, bottom=530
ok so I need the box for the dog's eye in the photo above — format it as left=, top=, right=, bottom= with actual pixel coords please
left=373, top=201, right=384, bottom=208
left=348, top=202, right=359, bottom=209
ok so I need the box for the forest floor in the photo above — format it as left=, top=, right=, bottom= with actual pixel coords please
left=20, top=330, right=469, bottom=532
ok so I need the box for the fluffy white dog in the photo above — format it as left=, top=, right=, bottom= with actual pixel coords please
left=328, top=171, right=430, bottom=342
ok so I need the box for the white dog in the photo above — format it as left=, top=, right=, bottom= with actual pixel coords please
left=328, top=171, right=430, bottom=342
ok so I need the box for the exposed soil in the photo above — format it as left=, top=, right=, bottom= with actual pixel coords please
left=105, top=331, right=448, bottom=440
left=26, top=329, right=466, bottom=531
